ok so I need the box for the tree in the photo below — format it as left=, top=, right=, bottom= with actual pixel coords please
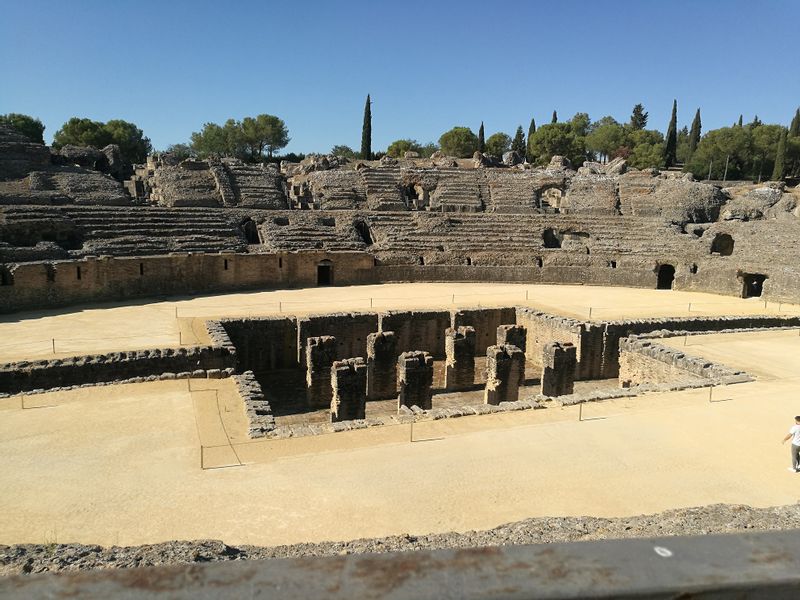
left=688, top=109, right=702, bottom=157
left=360, top=94, right=372, bottom=160
left=772, top=128, right=787, bottom=181
left=568, top=113, right=590, bottom=138
left=737, top=115, right=743, bottom=127
left=386, top=139, right=423, bottom=157
left=676, top=126, right=691, bottom=164
left=526, top=118, right=536, bottom=162
left=417, top=142, right=439, bottom=158
left=477, top=122, right=485, bottom=153
left=789, top=108, right=800, bottom=138
left=663, top=99, right=678, bottom=167
left=551, top=110, right=558, bottom=124
left=239, top=114, right=289, bottom=160
left=485, top=132, right=511, bottom=157
left=52, top=117, right=112, bottom=149
left=165, top=143, right=194, bottom=160
left=626, top=129, right=665, bottom=169
left=750, top=124, right=783, bottom=181
left=103, top=119, right=152, bottom=163
left=511, top=126, right=526, bottom=155
left=330, top=145, right=356, bottom=158
left=586, top=118, right=624, bottom=162
left=527, top=123, right=585, bottom=166
left=438, top=126, right=479, bottom=157
left=630, top=104, right=648, bottom=130
left=0, top=113, right=45, bottom=143
left=749, top=115, right=762, bottom=128
left=190, top=122, right=228, bottom=158
left=686, top=126, right=751, bottom=180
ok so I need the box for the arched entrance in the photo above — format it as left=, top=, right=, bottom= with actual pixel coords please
left=317, top=260, right=333, bottom=286
left=241, top=219, right=260, bottom=244
left=741, top=273, right=767, bottom=298
left=711, top=233, right=734, bottom=256
left=656, top=264, right=675, bottom=290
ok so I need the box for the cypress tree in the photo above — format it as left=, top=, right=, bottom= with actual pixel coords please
left=630, top=103, right=648, bottom=129
left=789, top=108, right=800, bottom=138
left=551, top=110, right=558, bottom=124
left=478, top=122, right=485, bottom=153
left=664, top=99, right=678, bottom=168
left=737, top=115, right=743, bottom=127
left=772, top=128, right=787, bottom=181
left=526, top=118, right=536, bottom=162
left=511, top=126, right=526, bottom=156
left=360, top=94, right=372, bottom=160
left=688, top=108, right=702, bottom=156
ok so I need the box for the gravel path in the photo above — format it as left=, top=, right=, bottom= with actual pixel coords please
left=3, top=503, right=800, bottom=576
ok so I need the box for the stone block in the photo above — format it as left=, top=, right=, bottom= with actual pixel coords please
left=331, top=358, right=367, bottom=422
left=484, top=344, right=525, bottom=405
left=366, top=331, right=398, bottom=400
left=397, top=351, right=434, bottom=411
left=306, top=336, right=337, bottom=409
left=444, top=326, right=476, bottom=391
left=541, top=342, right=577, bottom=397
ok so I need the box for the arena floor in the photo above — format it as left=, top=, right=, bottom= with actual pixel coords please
left=1, top=282, right=797, bottom=362
left=1, top=284, right=800, bottom=548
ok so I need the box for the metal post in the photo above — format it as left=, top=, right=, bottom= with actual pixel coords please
left=708, top=386, right=713, bottom=402
left=451, top=294, right=455, bottom=304
left=175, top=306, right=178, bottom=319
left=525, top=290, right=529, bottom=301
left=578, top=403, right=583, bottom=422
left=688, top=302, right=692, bottom=312
left=51, top=338, right=55, bottom=354
left=409, top=420, right=414, bottom=443
left=279, top=302, right=282, bottom=312
left=683, top=335, right=688, bottom=346
left=588, top=307, right=593, bottom=319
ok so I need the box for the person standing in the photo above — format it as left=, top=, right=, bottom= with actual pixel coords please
left=782, top=416, right=800, bottom=472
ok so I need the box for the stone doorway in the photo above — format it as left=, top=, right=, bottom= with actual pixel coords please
left=317, top=260, right=333, bottom=286
left=741, top=273, right=767, bottom=298
left=657, top=264, right=675, bottom=290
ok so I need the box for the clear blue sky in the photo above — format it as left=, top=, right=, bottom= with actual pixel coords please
left=2, top=0, right=798, bottom=154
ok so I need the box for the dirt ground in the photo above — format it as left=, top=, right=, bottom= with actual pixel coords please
left=1, top=308, right=800, bottom=548
left=1, top=283, right=797, bottom=362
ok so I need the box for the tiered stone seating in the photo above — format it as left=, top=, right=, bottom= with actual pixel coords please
left=429, top=168, right=484, bottom=212
left=258, top=213, right=366, bottom=252
left=222, top=159, right=288, bottom=209
left=361, top=167, right=406, bottom=210
left=60, top=206, right=247, bottom=255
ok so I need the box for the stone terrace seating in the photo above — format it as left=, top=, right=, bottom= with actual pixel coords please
left=259, top=213, right=367, bottom=251
left=429, top=168, right=485, bottom=212
left=361, top=167, right=406, bottom=210
left=60, top=206, right=247, bottom=256
left=222, top=159, right=288, bottom=209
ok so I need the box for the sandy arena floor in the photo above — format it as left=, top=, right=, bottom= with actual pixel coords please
left=1, top=284, right=800, bottom=546
left=1, top=283, right=798, bottom=362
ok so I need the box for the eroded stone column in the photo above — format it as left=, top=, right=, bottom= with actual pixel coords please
left=541, top=341, right=577, bottom=397
left=397, top=351, right=434, bottom=411
left=366, top=331, right=398, bottom=400
left=445, top=326, right=476, bottom=391
left=306, top=336, right=337, bottom=408
left=484, top=344, right=525, bottom=405
left=330, top=357, right=367, bottom=422
left=497, top=324, right=527, bottom=381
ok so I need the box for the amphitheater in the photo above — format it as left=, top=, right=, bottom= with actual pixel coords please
left=2, top=122, right=800, bottom=589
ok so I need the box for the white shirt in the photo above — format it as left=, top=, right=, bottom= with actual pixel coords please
left=790, top=425, right=800, bottom=445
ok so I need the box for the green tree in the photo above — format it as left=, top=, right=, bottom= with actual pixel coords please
left=526, top=118, right=536, bottom=162
left=438, top=126, right=479, bottom=157
left=52, top=117, right=112, bottom=149
left=551, top=110, right=558, bottom=124
left=103, top=119, right=152, bottom=163
left=586, top=117, right=624, bottom=162
left=477, top=122, right=485, bottom=153
left=630, top=104, right=648, bottom=130
left=737, top=115, right=743, bottom=127
left=330, top=145, right=356, bottom=158
left=386, top=139, right=423, bottom=157
left=663, top=99, right=678, bottom=167
left=626, top=129, right=665, bottom=169
left=686, top=126, right=751, bottom=180
left=789, top=108, right=800, bottom=138
left=239, top=114, right=289, bottom=160
left=772, top=128, right=787, bottom=181
left=190, top=122, right=228, bottom=158
left=527, top=123, right=585, bottom=166
left=511, top=125, right=526, bottom=155
left=688, top=109, right=702, bottom=158
left=0, top=113, right=45, bottom=143
left=417, top=142, right=439, bottom=158
left=165, top=143, right=194, bottom=160
left=568, top=113, right=590, bottom=138
left=676, top=126, right=691, bottom=164
left=749, top=115, right=762, bottom=128
left=360, top=94, right=372, bottom=160
left=485, top=132, right=511, bottom=157
left=751, top=124, right=783, bottom=181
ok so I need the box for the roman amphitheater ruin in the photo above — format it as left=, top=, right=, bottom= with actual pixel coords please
left=2, top=121, right=800, bottom=578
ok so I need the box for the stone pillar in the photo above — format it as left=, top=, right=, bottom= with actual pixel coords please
left=331, top=358, right=367, bottom=422
left=444, top=326, right=476, bottom=391
left=397, top=351, right=434, bottom=411
left=366, top=331, right=398, bottom=400
left=484, top=344, right=525, bottom=405
left=497, top=324, right=526, bottom=352
left=541, top=342, right=577, bottom=397
left=306, top=336, right=337, bottom=409
left=497, top=324, right=527, bottom=381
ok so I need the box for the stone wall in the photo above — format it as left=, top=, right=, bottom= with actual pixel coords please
left=379, top=309, right=451, bottom=359
left=453, top=307, right=516, bottom=356
left=0, top=344, right=234, bottom=395
left=297, top=312, right=378, bottom=368
left=218, top=317, right=298, bottom=372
